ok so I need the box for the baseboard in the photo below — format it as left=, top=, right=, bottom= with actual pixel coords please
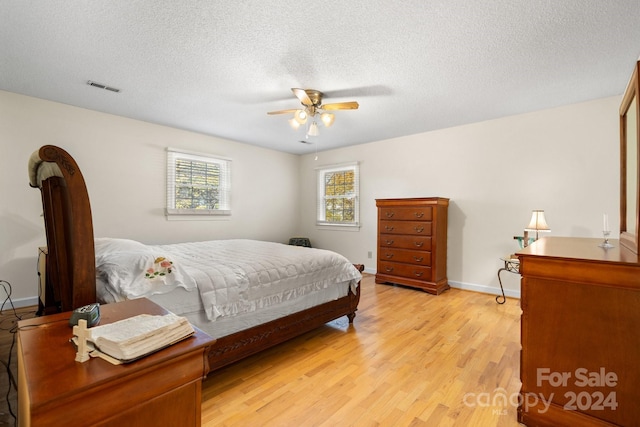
left=366, top=269, right=520, bottom=299
left=4, top=296, right=39, bottom=309
left=449, top=280, right=520, bottom=299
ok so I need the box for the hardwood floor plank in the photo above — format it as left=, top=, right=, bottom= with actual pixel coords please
left=201, top=274, right=522, bottom=426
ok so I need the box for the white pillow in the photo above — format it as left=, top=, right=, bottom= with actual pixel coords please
left=95, top=237, right=149, bottom=254
left=94, top=238, right=196, bottom=300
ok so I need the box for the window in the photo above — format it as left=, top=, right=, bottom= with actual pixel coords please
left=316, top=162, right=359, bottom=227
left=166, top=148, right=231, bottom=216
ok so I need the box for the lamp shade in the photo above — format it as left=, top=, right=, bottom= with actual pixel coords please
left=525, top=210, right=550, bottom=232
left=294, top=110, right=308, bottom=124
left=320, top=112, right=335, bottom=127
left=307, top=121, right=319, bottom=136
left=288, top=117, right=301, bottom=129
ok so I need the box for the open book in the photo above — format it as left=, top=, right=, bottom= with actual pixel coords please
left=73, top=313, right=195, bottom=363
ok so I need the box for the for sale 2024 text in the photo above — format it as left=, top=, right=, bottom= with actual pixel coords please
left=536, top=367, right=618, bottom=411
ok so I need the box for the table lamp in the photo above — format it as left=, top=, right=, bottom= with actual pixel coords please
left=525, top=210, right=551, bottom=241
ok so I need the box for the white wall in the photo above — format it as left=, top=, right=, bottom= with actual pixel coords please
left=298, top=96, right=621, bottom=298
left=0, top=90, right=301, bottom=305
left=0, top=90, right=621, bottom=305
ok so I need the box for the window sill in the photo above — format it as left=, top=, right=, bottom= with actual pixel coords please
left=165, top=209, right=231, bottom=221
left=166, top=215, right=231, bottom=221
left=316, top=223, right=361, bottom=232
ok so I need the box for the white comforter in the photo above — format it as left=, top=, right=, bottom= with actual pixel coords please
left=95, top=238, right=362, bottom=322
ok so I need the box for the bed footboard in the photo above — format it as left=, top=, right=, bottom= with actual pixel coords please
left=207, top=263, right=364, bottom=372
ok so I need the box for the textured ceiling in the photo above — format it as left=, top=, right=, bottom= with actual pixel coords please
left=2, top=1, right=640, bottom=155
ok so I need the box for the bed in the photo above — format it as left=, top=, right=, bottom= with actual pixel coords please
left=28, top=145, right=363, bottom=372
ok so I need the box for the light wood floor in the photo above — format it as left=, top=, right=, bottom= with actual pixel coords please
left=201, top=274, right=523, bottom=426
left=0, top=274, right=522, bottom=426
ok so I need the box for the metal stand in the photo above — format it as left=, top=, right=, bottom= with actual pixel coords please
left=496, top=257, right=520, bottom=304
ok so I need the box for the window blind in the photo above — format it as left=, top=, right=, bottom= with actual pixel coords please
left=166, top=148, right=231, bottom=216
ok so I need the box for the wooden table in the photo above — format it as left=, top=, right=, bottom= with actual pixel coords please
left=17, top=298, right=215, bottom=427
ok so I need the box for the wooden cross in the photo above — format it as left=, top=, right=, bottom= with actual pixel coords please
left=73, top=319, right=91, bottom=363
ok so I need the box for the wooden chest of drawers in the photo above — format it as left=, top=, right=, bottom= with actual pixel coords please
left=517, top=237, right=640, bottom=426
left=375, top=197, right=449, bottom=294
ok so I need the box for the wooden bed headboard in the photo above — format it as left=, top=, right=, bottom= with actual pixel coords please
left=29, top=145, right=96, bottom=312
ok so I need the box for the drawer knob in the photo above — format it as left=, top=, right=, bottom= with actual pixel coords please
left=385, top=240, right=394, bottom=245
left=414, top=241, right=424, bottom=247
left=385, top=267, right=394, bottom=272
left=413, top=256, right=424, bottom=262
left=414, top=271, right=424, bottom=277
left=385, top=253, right=394, bottom=259
left=415, top=212, right=424, bottom=218
left=385, top=225, right=394, bottom=231
left=385, top=212, right=395, bottom=218
left=414, top=226, right=424, bottom=233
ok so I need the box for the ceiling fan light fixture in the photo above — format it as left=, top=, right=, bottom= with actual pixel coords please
left=308, top=121, right=320, bottom=137
left=267, top=88, right=359, bottom=141
left=320, top=112, right=335, bottom=127
left=294, top=110, right=308, bottom=124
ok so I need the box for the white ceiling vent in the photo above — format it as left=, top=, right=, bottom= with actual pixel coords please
left=87, top=80, right=120, bottom=93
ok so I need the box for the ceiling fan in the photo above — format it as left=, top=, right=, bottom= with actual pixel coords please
left=267, top=88, right=359, bottom=136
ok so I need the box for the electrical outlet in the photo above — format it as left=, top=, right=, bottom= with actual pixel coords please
left=367, top=251, right=372, bottom=259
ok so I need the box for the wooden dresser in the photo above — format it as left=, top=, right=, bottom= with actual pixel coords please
left=17, top=298, right=214, bottom=427
left=517, top=237, right=640, bottom=426
left=375, top=197, right=449, bottom=294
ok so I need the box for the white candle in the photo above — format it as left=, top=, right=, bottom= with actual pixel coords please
left=603, top=213, right=609, bottom=232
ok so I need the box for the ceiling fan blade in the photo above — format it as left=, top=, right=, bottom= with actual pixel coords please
left=267, top=109, right=299, bottom=115
left=292, top=88, right=314, bottom=106
left=321, top=101, right=359, bottom=111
